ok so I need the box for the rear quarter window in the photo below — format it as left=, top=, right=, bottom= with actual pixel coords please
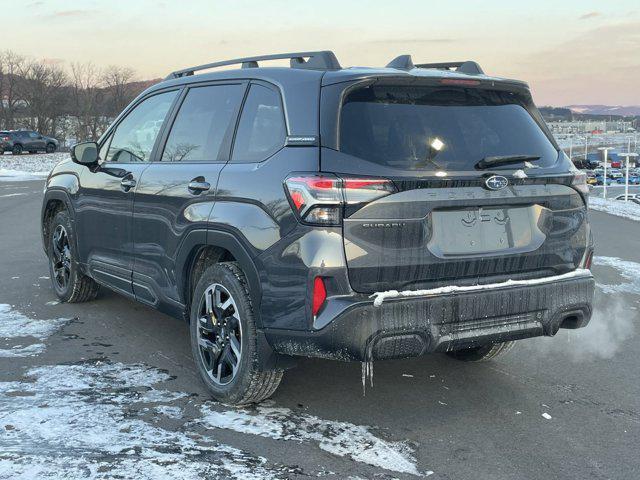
left=231, top=84, right=286, bottom=163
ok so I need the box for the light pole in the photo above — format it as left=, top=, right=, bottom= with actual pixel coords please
left=618, top=152, right=638, bottom=201
left=584, top=135, right=589, bottom=160
left=568, top=134, right=574, bottom=163
left=598, top=146, right=612, bottom=199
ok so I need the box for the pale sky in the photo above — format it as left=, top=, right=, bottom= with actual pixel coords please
left=2, top=0, right=639, bottom=106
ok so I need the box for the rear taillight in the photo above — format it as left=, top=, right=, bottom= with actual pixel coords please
left=312, top=276, right=327, bottom=316
left=284, top=173, right=395, bottom=225
left=583, top=250, right=594, bottom=269
left=1, top=136, right=9, bottom=142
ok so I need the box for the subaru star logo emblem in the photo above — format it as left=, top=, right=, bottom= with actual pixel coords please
left=485, top=175, right=509, bottom=190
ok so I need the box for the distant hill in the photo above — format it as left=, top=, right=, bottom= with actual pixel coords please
left=539, top=105, right=640, bottom=123
left=564, top=105, right=640, bottom=116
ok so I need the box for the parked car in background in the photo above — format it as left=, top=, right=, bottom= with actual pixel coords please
left=0, top=130, right=59, bottom=155
left=608, top=169, right=623, bottom=180
left=616, top=176, right=640, bottom=185
left=585, top=172, right=597, bottom=185
left=613, top=194, right=640, bottom=201
left=596, top=175, right=613, bottom=186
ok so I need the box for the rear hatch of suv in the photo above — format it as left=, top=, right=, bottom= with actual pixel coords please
left=319, top=77, right=590, bottom=294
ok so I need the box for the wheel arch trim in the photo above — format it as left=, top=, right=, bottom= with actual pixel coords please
left=177, top=228, right=263, bottom=324
left=41, top=186, right=77, bottom=254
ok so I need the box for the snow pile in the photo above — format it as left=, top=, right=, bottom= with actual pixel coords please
left=370, top=269, right=592, bottom=307
left=0, top=304, right=69, bottom=357
left=0, top=361, right=283, bottom=479
left=589, top=196, right=640, bottom=222
left=199, top=402, right=428, bottom=476
left=0, top=152, right=68, bottom=181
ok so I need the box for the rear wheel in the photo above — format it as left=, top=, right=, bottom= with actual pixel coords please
left=12, top=144, right=22, bottom=155
left=47, top=211, right=99, bottom=303
left=190, top=261, right=283, bottom=404
left=446, top=341, right=516, bottom=362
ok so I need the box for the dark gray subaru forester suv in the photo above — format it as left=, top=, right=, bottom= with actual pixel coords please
left=41, top=51, right=595, bottom=404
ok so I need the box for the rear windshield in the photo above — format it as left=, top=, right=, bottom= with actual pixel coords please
left=339, top=85, right=558, bottom=171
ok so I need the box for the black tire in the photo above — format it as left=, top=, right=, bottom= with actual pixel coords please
left=46, top=143, right=56, bottom=153
left=190, top=261, right=283, bottom=405
left=446, top=341, right=516, bottom=362
left=29, top=151, right=37, bottom=154
left=12, top=144, right=22, bottom=155
left=47, top=210, right=100, bottom=303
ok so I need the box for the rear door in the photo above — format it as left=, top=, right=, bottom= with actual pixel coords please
left=321, top=80, right=589, bottom=293
left=131, top=81, right=247, bottom=308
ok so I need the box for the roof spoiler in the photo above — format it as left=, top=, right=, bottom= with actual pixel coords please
left=386, top=55, right=484, bottom=75
left=166, top=51, right=341, bottom=79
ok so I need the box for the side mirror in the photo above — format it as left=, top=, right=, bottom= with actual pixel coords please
left=71, top=142, right=99, bottom=165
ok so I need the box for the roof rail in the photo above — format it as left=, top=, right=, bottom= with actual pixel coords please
left=166, top=51, right=341, bottom=79
left=415, top=61, right=484, bottom=75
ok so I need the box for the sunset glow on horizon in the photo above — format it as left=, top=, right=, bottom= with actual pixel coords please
left=2, top=0, right=639, bottom=106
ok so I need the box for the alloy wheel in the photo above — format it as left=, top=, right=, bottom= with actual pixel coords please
left=51, top=225, right=71, bottom=290
left=197, top=283, right=242, bottom=385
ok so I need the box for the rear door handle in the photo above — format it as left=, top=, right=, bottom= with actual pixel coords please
left=188, top=180, right=211, bottom=194
left=120, top=177, right=136, bottom=191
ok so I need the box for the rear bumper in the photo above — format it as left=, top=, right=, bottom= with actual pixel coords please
left=264, top=270, right=595, bottom=361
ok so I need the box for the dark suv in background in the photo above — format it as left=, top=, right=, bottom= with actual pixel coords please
left=1, top=130, right=59, bottom=155
left=41, top=51, right=595, bottom=404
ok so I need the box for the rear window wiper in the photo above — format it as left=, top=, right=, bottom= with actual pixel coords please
left=475, top=155, right=541, bottom=170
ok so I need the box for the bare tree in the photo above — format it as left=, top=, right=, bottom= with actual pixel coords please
left=18, top=60, right=68, bottom=136
left=102, top=65, right=136, bottom=116
left=0, top=50, right=144, bottom=146
left=70, top=62, right=109, bottom=141
left=0, top=51, right=27, bottom=130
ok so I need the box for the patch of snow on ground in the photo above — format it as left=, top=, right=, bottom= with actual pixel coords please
left=155, top=405, right=183, bottom=419
left=199, top=402, right=427, bottom=476
left=0, top=361, right=282, bottom=480
left=0, top=152, right=68, bottom=181
left=589, top=196, right=640, bottom=222
left=594, top=256, right=640, bottom=294
left=0, top=304, right=68, bottom=357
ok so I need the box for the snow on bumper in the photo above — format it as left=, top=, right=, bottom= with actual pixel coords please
left=369, top=269, right=592, bottom=307
left=266, top=270, right=595, bottom=361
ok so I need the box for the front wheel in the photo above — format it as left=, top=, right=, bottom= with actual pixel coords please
left=446, top=341, right=516, bottom=362
left=47, top=211, right=100, bottom=303
left=46, top=143, right=56, bottom=153
left=190, top=261, right=283, bottom=404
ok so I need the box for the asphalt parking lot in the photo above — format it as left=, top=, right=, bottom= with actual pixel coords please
left=1, top=179, right=639, bottom=479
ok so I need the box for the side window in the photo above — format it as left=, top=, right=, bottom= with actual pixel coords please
left=29, top=132, right=39, bottom=138
left=231, top=84, right=286, bottom=163
left=161, top=84, right=244, bottom=162
left=106, top=90, right=177, bottom=163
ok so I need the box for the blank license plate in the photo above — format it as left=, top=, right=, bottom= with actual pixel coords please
left=429, top=206, right=541, bottom=256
